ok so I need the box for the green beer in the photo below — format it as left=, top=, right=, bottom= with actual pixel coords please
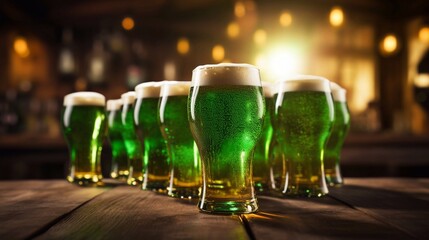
left=276, top=76, right=334, bottom=197
left=253, top=82, right=274, bottom=193
left=324, top=82, right=350, bottom=186
left=189, top=63, right=264, bottom=214
left=120, top=91, right=143, bottom=186
left=107, top=99, right=129, bottom=180
left=135, top=82, right=170, bottom=191
left=268, top=92, right=285, bottom=191
left=159, top=81, right=201, bottom=198
left=61, top=92, right=106, bottom=186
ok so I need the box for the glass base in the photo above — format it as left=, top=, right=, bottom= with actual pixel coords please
left=143, top=180, right=168, bottom=193
left=67, top=175, right=103, bottom=187
left=168, top=187, right=200, bottom=199
left=325, top=176, right=344, bottom=187
left=127, top=177, right=143, bottom=186
left=198, top=198, right=258, bottom=214
left=282, top=184, right=328, bottom=197
left=254, top=182, right=269, bottom=194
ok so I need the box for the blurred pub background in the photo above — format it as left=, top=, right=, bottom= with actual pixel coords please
left=1, top=0, right=429, bottom=179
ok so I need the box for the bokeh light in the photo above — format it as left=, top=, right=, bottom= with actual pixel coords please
left=279, top=11, right=293, bottom=27
left=227, top=22, right=240, bottom=39
left=212, top=45, right=225, bottom=62
left=177, top=38, right=190, bottom=55
left=418, top=27, right=429, bottom=43
left=329, top=7, right=344, bottom=27
left=13, top=37, right=30, bottom=58
left=122, top=17, right=135, bottom=31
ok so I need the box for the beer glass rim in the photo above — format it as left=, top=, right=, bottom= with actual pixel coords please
left=107, top=99, right=123, bottom=111
left=276, top=75, right=331, bottom=93
left=63, top=91, right=105, bottom=106
left=192, top=63, right=261, bottom=86
left=135, top=81, right=162, bottom=99
left=160, top=81, right=191, bottom=97
left=330, top=82, right=347, bottom=102
left=121, top=91, right=136, bottom=105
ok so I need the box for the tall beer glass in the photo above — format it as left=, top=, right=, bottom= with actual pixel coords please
left=324, top=82, right=350, bottom=186
left=135, top=82, right=169, bottom=191
left=107, top=99, right=129, bottom=180
left=61, top=92, right=106, bottom=186
left=253, top=82, right=274, bottom=193
left=121, top=91, right=143, bottom=186
left=276, top=76, right=334, bottom=197
left=268, top=91, right=284, bottom=191
left=159, top=81, right=202, bottom=198
left=189, top=63, right=264, bottom=214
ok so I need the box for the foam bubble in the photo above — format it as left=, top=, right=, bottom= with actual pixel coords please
left=277, top=75, right=331, bottom=93
left=160, top=81, right=191, bottom=97
left=121, top=91, right=136, bottom=105
left=63, top=91, right=105, bottom=106
left=135, top=81, right=162, bottom=98
left=330, top=82, right=347, bottom=102
left=192, top=63, right=261, bottom=86
left=106, top=99, right=123, bottom=111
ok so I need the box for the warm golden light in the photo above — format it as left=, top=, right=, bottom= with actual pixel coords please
left=256, top=45, right=304, bottom=81
left=329, top=7, right=344, bottom=27
left=279, top=11, right=293, bottom=27
left=212, top=45, right=225, bottom=62
left=419, top=27, right=429, bottom=43
left=382, top=34, right=398, bottom=53
left=253, top=29, right=267, bottom=46
left=415, top=74, right=429, bottom=87
left=122, top=17, right=135, bottom=31
left=177, top=38, right=190, bottom=55
left=13, top=37, right=30, bottom=58
left=227, top=22, right=240, bottom=39
left=234, top=1, right=246, bottom=18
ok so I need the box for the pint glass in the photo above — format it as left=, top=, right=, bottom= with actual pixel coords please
left=61, top=92, right=106, bottom=186
left=324, top=82, right=350, bottom=186
left=253, top=82, right=274, bottom=193
left=121, top=91, right=143, bottom=186
left=107, top=99, right=129, bottom=180
left=189, top=63, right=264, bottom=214
left=135, top=82, right=169, bottom=191
left=159, top=81, right=201, bottom=198
left=276, top=76, right=334, bottom=197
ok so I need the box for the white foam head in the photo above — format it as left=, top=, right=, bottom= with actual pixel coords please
left=192, top=63, right=261, bottom=86
left=330, top=82, right=347, bottom=102
left=160, top=81, right=191, bottom=97
left=121, top=91, right=136, bottom=105
left=63, top=91, right=105, bottom=106
left=277, top=75, right=331, bottom=93
left=261, top=81, right=275, bottom=97
left=135, top=81, right=162, bottom=98
left=106, top=99, right=123, bottom=111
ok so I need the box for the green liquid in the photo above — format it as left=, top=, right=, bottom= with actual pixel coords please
left=324, top=101, right=350, bottom=186
left=135, top=97, right=170, bottom=191
left=253, top=97, right=274, bottom=193
left=121, top=103, right=143, bottom=186
left=108, top=109, right=129, bottom=180
left=277, top=91, right=333, bottom=197
left=159, top=95, right=201, bottom=198
left=62, top=105, right=106, bottom=186
left=189, top=85, right=264, bottom=213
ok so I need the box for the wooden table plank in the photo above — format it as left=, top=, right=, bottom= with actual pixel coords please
left=0, top=180, right=107, bottom=240
left=329, top=178, right=429, bottom=240
left=244, top=195, right=413, bottom=240
left=35, top=186, right=249, bottom=240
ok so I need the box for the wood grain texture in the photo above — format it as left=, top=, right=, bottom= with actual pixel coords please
left=244, top=194, right=412, bottom=240
left=35, top=186, right=249, bottom=240
left=0, top=180, right=107, bottom=240
left=329, top=178, right=429, bottom=240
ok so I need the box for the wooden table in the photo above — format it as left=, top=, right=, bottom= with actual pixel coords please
left=1, top=178, right=428, bottom=240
